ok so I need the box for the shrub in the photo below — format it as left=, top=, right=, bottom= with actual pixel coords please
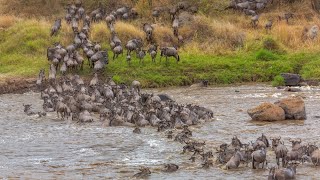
left=263, top=37, right=281, bottom=52
left=272, top=75, right=285, bottom=87
left=256, top=49, right=279, bottom=61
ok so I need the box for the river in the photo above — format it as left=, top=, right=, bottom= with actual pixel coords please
left=0, top=84, right=319, bottom=179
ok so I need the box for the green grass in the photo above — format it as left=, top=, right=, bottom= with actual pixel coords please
left=1, top=19, right=320, bottom=87
left=272, top=75, right=285, bottom=87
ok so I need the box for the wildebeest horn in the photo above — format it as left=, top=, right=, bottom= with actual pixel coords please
left=277, top=136, right=281, bottom=140
left=289, top=138, right=293, bottom=142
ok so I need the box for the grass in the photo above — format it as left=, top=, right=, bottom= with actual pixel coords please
left=272, top=75, right=285, bottom=87
left=1, top=17, right=320, bottom=88
left=0, top=18, right=318, bottom=88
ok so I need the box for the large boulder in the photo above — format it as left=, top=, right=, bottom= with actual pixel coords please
left=275, top=97, right=306, bottom=120
left=281, top=73, right=301, bottom=86
left=247, top=103, right=286, bottom=121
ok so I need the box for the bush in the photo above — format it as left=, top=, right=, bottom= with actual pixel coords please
left=272, top=75, right=285, bottom=87
left=263, top=37, right=281, bottom=52
left=256, top=49, right=279, bottom=61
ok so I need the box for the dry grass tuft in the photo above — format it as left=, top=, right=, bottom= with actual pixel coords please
left=183, top=15, right=246, bottom=54
left=0, top=15, right=16, bottom=29
left=153, top=25, right=177, bottom=47
left=91, top=22, right=111, bottom=44
left=115, top=21, right=145, bottom=44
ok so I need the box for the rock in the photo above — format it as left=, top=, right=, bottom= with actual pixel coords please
left=248, top=102, right=285, bottom=121
left=284, top=87, right=301, bottom=92
left=275, top=97, right=307, bottom=120
left=303, top=80, right=319, bottom=86
left=280, top=73, right=301, bottom=86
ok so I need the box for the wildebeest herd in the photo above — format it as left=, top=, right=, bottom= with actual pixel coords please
left=215, top=135, right=320, bottom=179
left=30, top=69, right=320, bottom=178
left=30, top=70, right=215, bottom=177
left=226, top=0, right=319, bottom=38
left=47, top=1, right=189, bottom=78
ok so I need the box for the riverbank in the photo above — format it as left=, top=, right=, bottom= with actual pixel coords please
left=2, top=5, right=320, bottom=88
left=1, top=49, right=320, bottom=89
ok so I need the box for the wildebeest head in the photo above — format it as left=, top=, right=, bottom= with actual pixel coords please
left=289, top=138, right=302, bottom=147
left=270, top=136, right=281, bottom=149
left=231, top=136, right=242, bottom=148
left=257, top=133, right=269, bottom=148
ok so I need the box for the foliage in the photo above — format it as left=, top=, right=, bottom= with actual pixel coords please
left=272, top=75, right=285, bottom=87
left=255, top=49, right=279, bottom=61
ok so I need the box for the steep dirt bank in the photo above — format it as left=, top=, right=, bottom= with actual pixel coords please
left=0, top=78, right=37, bottom=94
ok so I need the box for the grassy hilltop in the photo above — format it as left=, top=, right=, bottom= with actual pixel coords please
left=1, top=0, right=320, bottom=87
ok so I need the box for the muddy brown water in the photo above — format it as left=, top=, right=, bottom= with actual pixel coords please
left=0, top=85, right=319, bottom=179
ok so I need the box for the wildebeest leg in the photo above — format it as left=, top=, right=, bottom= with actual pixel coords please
left=113, top=53, right=116, bottom=60
left=175, top=54, right=179, bottom=63
left=252, top=158, right=256, bottom=169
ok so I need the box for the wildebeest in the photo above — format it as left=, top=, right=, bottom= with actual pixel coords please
left=252, top=147, right=267, bottom=169
left=225, top=151, right=244, bottom=169
left=56, top=100, right=71, bottom=120
left=133, top=167, right=151, bottom=178
left=111, top=32, right=122, bottom=47
left=71, top=18, right=79, bottom=33
left=51, top=19, right=62, bottom=36
left=143, top=23, right=154, bottom=42
left=271, top=137, right=288, bottom=167
left=163, top=163, right=179, bottom=172
left=137, top=49, right=146, bottom=63
left=160, top=47, right=180, bottom=63
left=172, top=17, right=179, bottom=37
left=92, top=51, right=108, bottom=72
left=131, top=80, right=141, bottom=94
left=23, top=104, right=36, bottom=116
left=91, top=6, right=105, bottom=22
left=36, top=69, right=45, bottom=89
left=112, top=45, right=124, bottom=60
left=125, top=38, right=143, bottom=55
left=265, top=20, right=273, bottom=32
left=251, top=15, right=259, bottom=28
left=268, top=162, right=299, bottom=180
left=150, top=50, right=157, bottom=63
left=105, top=14, right=116, bottom=25
left=278, top=13, right=294, bottom=24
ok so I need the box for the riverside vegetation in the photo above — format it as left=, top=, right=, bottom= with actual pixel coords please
left=1, top=0, right=320, bottom=87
